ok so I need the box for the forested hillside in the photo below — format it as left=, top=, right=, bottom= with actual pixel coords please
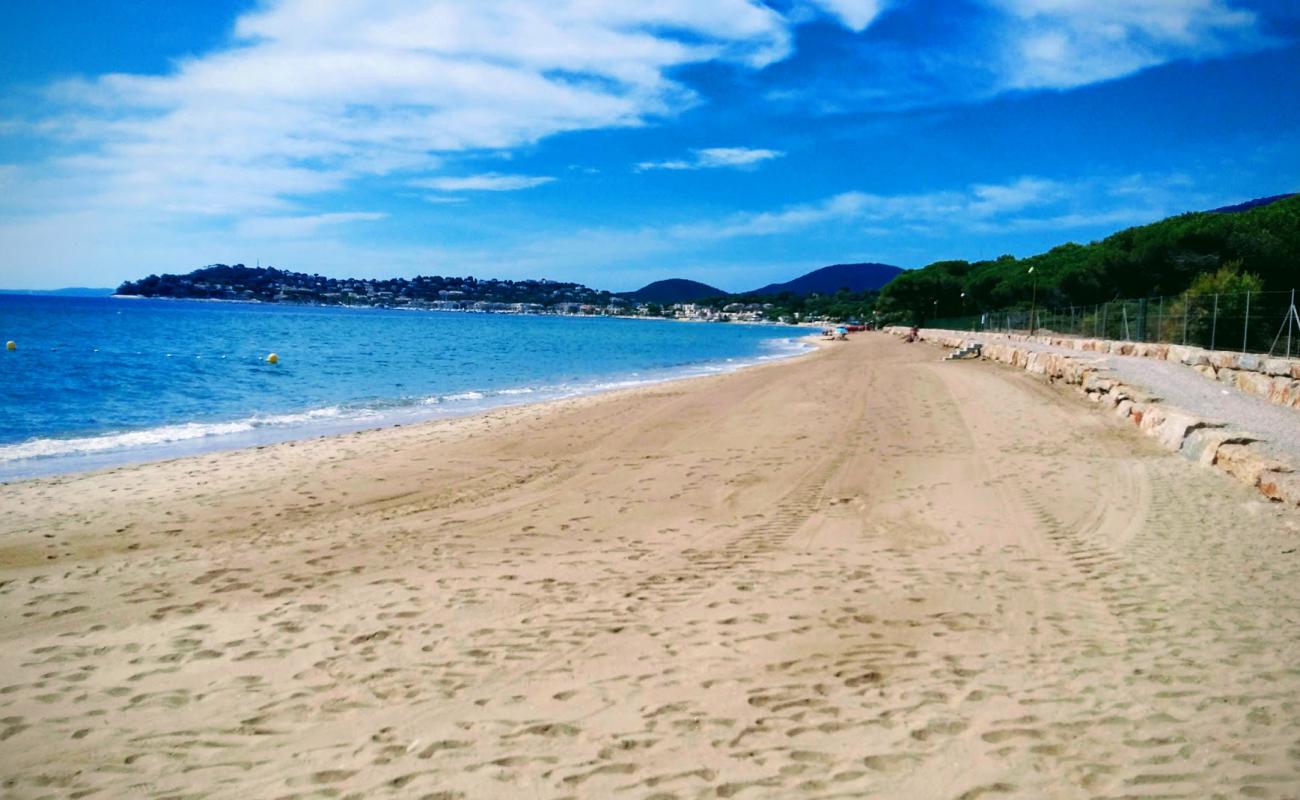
left=878, top=194, right=1299, bottom=322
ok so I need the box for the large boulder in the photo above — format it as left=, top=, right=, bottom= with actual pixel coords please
left=1215, top=443, right=1292, bottom=488
left=1233, top=370, right=1275, bottom=397
left=1151, top=409, right=1220, bottom=452
left=1262, top=358, right=1294, bottom=377
left=1209, top=352, right=1239, bottom=370
left=1181, top=430, right=1256, bottom=466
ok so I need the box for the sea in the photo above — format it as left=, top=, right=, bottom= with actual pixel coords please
left=0, top=295, right=809, bottom=480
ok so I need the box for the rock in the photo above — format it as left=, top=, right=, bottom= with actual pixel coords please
left=1262, top=358, right=1293, bottom=377
left=1193, top=364, right=1217, bottom=379
left=1181, top=430, right=1255, bottom=466
left=1126, top=388, right=1161, bottom=405
left=1083, top=374, right=1114, bottom=393
left=1115, top=399, right=1134, bottom=419
left=1151, top=409, right=1221, bottom=452
left=1237, top=353, right=1261, bottom=372
left=1234, top=370, right=1274, bottom=397
left=1266, top=377, right=1297, bottom=406
left=1137, top=405, right=1166, bottom=435
left=1215, top=443, right=1292, bottom=488
left=1209, top=352, right=1239, bottom=370
left=1258, top=471, right=1300, bottom=505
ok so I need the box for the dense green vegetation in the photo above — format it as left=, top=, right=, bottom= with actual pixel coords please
left=117, top=264, right=615, bottom=309
left=877, top=194, right=1300, bottom=324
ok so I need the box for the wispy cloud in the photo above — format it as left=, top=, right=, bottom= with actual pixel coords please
left=669, top=174, right=1187, bottom=240
left=414, top=173, right=556, bottom=192
left=14, top=1, right=798, bottom=217
left=990, top=0, right=1261, bottom=90
left=804, top=0, right=892, bottom=31
left=235, top=212, right=386, bottom=239
left=764, top=0, right=1266, bottom=113
left=636, top=147, right=785, bottom=171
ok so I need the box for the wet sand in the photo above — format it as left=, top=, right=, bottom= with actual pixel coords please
left=2, top=333, right=1299, bottom=799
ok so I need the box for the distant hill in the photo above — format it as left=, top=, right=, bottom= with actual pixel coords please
left=1209, top=193, right=1296, bottom=214
left=622, top=278, right=726, bottom=304
left=115, top=264, right=615, bottom=308
left=1, top=287, right=114, bottom=297
left=748, top=263, right=904, bottom=296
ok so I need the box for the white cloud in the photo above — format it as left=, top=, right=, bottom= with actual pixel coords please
left=762, top=0, right=1264, bottom=113
left=987, top=0, right=1260, bottom=90
left=414, top=173, right=556, bottom=192
left=636, top=146, right=785, bottom=171
left=669, top=175, right=1180, bottom=240
left=805, top=0, right=890, bottom=31
left=17, top=1, right=799, bottom=218
left=235, top=212, right=386, bottom=239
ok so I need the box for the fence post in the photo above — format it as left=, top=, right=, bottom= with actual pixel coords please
left=1157, top=297, right=1164, bottom=343
left=1102, top=303, right=1108, bottom=339
left=1210, top=293, right=1219, bottom=351
left=1290, top=289, right=1296, bottom=358
left=1242, top=291, right=1251, bottom=353
left=1182, top=296, right=1189, bottom=345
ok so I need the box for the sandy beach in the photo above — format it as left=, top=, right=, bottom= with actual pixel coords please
left=2, top=332, right=1299, bottom=799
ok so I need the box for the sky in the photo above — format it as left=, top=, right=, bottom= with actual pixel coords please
left=1, top=0, right=1298, bottom=292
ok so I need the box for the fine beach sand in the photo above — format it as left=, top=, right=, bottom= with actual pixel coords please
left=2, top=333, right=1299, bottom=799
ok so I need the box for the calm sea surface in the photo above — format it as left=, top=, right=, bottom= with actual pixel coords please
left=0, top=295, right=808, bottom=479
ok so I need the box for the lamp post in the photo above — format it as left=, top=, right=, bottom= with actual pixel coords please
left=1027, top=267, right=1037, bottom=336
left=960, top=292, right=968, bottom=330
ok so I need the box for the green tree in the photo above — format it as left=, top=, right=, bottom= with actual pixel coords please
left=1160, top=262, right=1266, bottom=349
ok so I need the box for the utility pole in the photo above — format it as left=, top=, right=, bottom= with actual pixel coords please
left=1027, top=267, right=1037, bottom=336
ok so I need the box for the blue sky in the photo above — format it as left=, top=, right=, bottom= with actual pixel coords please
left=1, top=0, right=1298, bottom=291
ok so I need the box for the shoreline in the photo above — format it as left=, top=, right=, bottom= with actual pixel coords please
left=103, top=292, right=823, bottom=329
left=0, top=334, right=824, bottom=484
left=2, top=332, right=1298, bottom=797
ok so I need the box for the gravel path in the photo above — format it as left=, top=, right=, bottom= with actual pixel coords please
left=986, top=337, right=1300, bottom=466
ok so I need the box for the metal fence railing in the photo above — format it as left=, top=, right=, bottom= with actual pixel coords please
left=930, top=289, right=1300, bottom=357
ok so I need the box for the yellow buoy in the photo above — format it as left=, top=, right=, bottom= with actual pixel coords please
left=5, top=340, right=14, bottom=351
left=266, top=353, right=279, bottom=364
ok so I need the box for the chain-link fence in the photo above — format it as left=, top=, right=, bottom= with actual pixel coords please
left=931, top=289, right=1300, bottom=357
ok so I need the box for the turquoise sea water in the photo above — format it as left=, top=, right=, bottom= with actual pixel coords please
left=0, top=295, right=808, bottom=479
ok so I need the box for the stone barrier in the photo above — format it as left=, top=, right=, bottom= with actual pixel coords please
left=886, top=326, right=1300, bottom=508
left=897, top=329, right=1300, bottom=412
